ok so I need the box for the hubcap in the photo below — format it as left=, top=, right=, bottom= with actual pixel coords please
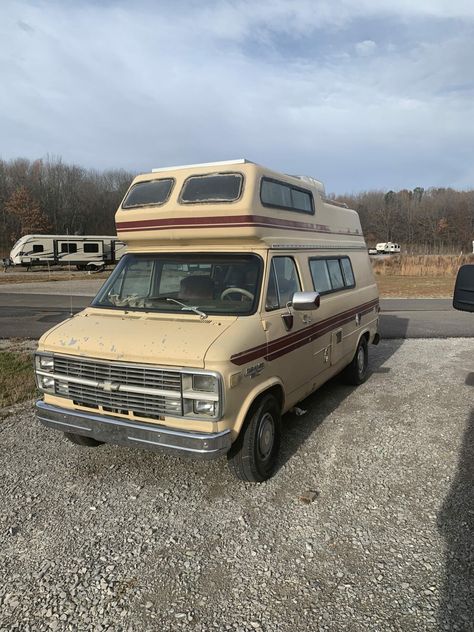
left=357, top=346, right=365, bottom=375
left=258, top=412, right=275, bottom=460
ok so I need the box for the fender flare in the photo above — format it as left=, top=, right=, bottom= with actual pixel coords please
left=233, top=377, right=285, bottom=437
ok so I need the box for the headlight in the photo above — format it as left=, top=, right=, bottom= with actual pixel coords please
left=182, top=372, right=222, bottom=419
left=193, top=400, right=217, bottom=415
left=39, top=375, right=55, bottom=393
left=35, top=354, right=55, bottom=393
left=192, top=375, right=218, bottom=393
left=35, top=354, right=53, bottom=372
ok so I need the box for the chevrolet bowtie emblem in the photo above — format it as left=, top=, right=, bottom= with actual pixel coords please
left=99, top=381, right=119, bottom=392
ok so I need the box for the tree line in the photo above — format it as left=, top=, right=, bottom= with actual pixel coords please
left=1, top=157, right=473, bottom=257
left=335, top=187, right=474, bottom=254
left=0, top=157, right=133, bottom=257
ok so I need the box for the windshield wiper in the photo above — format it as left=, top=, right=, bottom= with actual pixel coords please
left=166, top=298, right=208, bottom=320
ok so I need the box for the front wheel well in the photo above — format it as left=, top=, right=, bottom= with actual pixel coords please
left=264, top=384, right=284, bottom=413
left=243, top=384, right=285, bottom=426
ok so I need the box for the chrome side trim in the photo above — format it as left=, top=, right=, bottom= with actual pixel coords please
left=35, top=401, right=231, bottom=460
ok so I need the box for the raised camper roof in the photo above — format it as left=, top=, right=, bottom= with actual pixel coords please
left=115, top=160, right=365, bottom=250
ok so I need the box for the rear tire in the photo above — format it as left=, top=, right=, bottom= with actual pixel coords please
left=227, top=394, right=281, bottom=482
left=64, top=432, right=104, bottom=447
left=342, top=336, right=369, bottom=385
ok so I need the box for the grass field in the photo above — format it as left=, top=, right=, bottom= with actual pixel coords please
left=375, top=275, right=455, bottom=298
left=0, top=348, right=37, bottom=409
left=371, top=254, right=473, bottom=277
left=370, top=254, right=466, bottom=297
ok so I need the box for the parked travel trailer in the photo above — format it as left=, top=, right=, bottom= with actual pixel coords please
left=375, top=242, right=401, bottom=254
left=35, top=159, right=379, bottom=482
left=10, top=235, right=126, bottom=269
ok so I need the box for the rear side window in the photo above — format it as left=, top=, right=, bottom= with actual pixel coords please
left=180, top=173, right=243, bottom=203
left=261, top=178, right=314, bottom=214
left=122, top=179, right=174, bottom=209
left=340, top=257, right=355, bottom=286
left=310, top=257, right=355, bottom=295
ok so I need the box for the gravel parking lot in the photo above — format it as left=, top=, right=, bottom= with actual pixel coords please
left=1, top=339, right=473, bottom=632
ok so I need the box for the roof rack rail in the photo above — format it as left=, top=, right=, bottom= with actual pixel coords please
left=152, top=159, right=251, bottom=173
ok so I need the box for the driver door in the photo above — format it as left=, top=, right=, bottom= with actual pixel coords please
left=262, top=255, right=314, bottom=395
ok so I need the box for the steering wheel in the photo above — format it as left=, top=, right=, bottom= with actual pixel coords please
left=220, top=287, right=254, bottom=301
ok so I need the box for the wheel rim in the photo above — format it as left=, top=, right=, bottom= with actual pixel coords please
left=258, top=412, right=275, bottom=460
left=357, top=345, right=366, bottom=376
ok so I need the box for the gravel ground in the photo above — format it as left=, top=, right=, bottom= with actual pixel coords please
left=1, top=339, right=473, bottom=632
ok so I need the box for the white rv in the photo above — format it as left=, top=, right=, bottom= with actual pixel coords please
left=10, top=235, right=126, bottom=270
left=375, top=242, right=401, bottom=254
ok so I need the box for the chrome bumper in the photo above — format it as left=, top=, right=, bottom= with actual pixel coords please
left=35, top=400, right=232, bottom=460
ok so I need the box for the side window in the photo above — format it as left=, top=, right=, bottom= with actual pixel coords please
left=260, top=178, right=314, bottom=214
left=32, top=244, right=44, bottom=253
left=310, top=257, right=355, bottom=295
left=327, top=260, right=344, bottom=290
left=340, top=257, right=355, bottom=286
left=60, top=243, right=78, bottom=254
left=265, top=257, right=301, bottom=310
left=84, top=243, right=99, bottom=253
left=309, top=260, right=332, bottom=293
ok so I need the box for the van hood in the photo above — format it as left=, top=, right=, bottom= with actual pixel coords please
left=38, top=308, right=236, bottom=368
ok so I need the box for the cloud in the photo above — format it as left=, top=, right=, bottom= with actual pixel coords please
left=355, top=40, right=377, bottom=56
left=0, top=0, right=473, bottom=191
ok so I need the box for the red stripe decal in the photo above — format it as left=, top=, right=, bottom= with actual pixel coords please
left=230, top=299, right=378, bottom=366
left=231, top=299, right=377, bottom=361
left=116, top=214, right=361, bottom=237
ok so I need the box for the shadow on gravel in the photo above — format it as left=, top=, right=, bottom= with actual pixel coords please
left=277, top=315, right=409, bottom=472
left=437, top=405, right=474, bottom=631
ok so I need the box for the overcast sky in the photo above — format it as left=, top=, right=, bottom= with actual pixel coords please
left=1, top=0, right=473, bottom=193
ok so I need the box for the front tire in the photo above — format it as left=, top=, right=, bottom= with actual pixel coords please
left=342, top=336, right=369, bottom=385
left=227, top=394, right=281, bottom=482
left=64, top=432, right=104, bottom=447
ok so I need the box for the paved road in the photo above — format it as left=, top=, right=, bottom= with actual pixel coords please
left=0, top=289, right=472, bottom=340
left=0, top=294, right=91, bottom=339
left=379, top=298, right=474, bottom=338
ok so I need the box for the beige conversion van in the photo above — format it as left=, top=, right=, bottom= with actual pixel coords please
left=35, top=160, right=379, bottom=482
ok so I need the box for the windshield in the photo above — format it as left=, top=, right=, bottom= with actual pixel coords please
left=93, top=253, right=263, bottom=316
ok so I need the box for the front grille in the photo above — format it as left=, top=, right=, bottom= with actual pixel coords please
left=53, top=355, right=183, bottom=418
left=53, top=356, right=181, bottom=391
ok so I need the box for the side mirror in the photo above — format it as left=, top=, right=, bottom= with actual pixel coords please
left=453, top=264, right=474, bottom=312
left=291, top=291, right=321, bottom=311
